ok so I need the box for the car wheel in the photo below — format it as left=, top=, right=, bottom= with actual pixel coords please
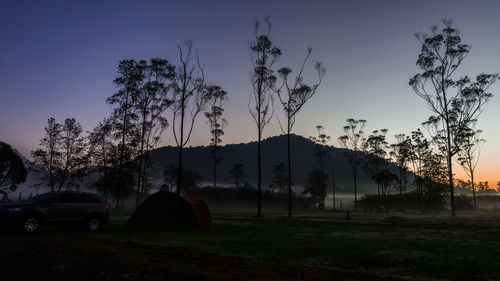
left=87, top=217, right=101, bottom=231
left=23, top=215, right=40, bottom=233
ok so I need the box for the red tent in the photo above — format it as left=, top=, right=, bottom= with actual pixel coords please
left=126, top=192, right=211, bottom=230
left=185, top=198, right=211, bottom=229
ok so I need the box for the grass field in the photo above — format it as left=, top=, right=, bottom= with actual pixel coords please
left=92, top=210, right=500, bottom=281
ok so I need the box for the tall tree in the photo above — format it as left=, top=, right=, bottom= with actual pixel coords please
left=134, top=59, right=174, bottom=205
left=339, top=119, right=366, bottom=211
left=248, top=17, right=281, bottom=217
left=106, top=60, right=141, bottom=207
left=457, top=125, right=484, bottom=208
left=408, top=129, right=431, bottom=211
left=170, top=41, right=208, bottom=195
left=390, top=134, right=412, bottom=195
left=55, top=118, right=88, bottom=191
left=88, top=118, right=114, bottom=202
left=308, top=125, right=330, bottom=209
left=270, top=48, right=325, bottom=217
left=362, top=129, right=389, bottom=196
left=204, top=85, right=228, bottom=191
left=0, top=141, right=27, bottom=199
left=310, top=125, right=330, bottom=173
left=31, top=118, right=62, bottom=191
left=409, top=20, right=498, bottom=216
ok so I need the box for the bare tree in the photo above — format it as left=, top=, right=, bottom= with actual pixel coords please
left=339, top=118, right=366, bottom=211
left=457, top=124, right=484, bottom=208
left=248, top=17, right=281, bottom=217
left=205, top=85, right=228, bottom=190
left=409, top=20, right=498, bottom=216
left=270, top=48, right=325, bottom=217
left=170, top=41, right=208, bottom=195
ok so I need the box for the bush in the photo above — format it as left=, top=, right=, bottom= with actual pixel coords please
left=454, top=195, right=474, bottom=210
left=359, top=192, right=446, bottom=211
left=183, top=186, right=315, bottom=209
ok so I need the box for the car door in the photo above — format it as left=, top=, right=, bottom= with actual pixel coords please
left=71, top=194, right=93, bottom=220
left=45, top=194, right=81, bottom=221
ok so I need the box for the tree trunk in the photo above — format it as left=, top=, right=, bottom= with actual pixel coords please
left=287, top=128, right=292, bottom=217
left=213, top=142, right=217, bottom=189
left=177, top=94, right=186, bottom=195
left=471, top=174, right=477, bottom=209
left=332, top=168, right=335, bottom=212
left=257, top=129, right=262, bottom=217
left=354, top=166, right=358, bottom=212
left=135, top=114, right=147, bottom=207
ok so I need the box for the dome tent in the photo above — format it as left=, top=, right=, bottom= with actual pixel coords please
left=126, top=191, right=211, bottom=230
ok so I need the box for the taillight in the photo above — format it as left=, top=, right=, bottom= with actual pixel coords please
left=105, top=203, right=110, bottom=210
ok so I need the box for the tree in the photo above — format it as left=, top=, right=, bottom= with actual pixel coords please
left=310, top=125, right=330, bottom=171
left=374, top=169, right=399, bottom=198
left=88, top=118, right=114, bottom=202
left=204, top=86, right=228, bottom=191
left=133, top=59, right=174, bottom=205
left=457, top=125, right=484, bottom=208
left=162, top=164, right=202, bottom=191
left=420, top=149, right=448, bottom=212
left=390, top=134, right=412, bottom=195
left=362, top=129, right=389, bottom=195
left=227, top=163, right=247, bottom=188
left=55, top=118, right=88, bottom=191
left=339, top=118, right=366, bottom=211
left=170, top=41, right=208, bottom=195
left=0, top=141, right=27, bottom=199
left=31, top=118, right=62, bottom=191
left=249, top=17, right=281, bottom=217
left=308, top=126, right=330, bottom=210
left=270, top=48, right=325, bottom=217
left=106, top=60, right=141, bottom=207
left=409, top=20, right=498, bottom=216
left=269, top=162, right=288, bottom=195
left=303, top=169, right=327, bottom=209
left=408, top=129, right=431, bottom=211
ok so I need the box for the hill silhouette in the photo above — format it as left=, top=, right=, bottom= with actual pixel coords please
left=148, top=134, right=406, bottom=194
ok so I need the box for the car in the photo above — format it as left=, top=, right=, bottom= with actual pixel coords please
left=0, top=191, right=110, bottom=232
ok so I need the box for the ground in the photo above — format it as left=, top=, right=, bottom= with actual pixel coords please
left=1, top=210, right=500, bottom=281
left=0, top=230, right=398, bottom=281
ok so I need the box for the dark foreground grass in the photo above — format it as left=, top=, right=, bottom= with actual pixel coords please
left=92, top=211, right=500, bottom=281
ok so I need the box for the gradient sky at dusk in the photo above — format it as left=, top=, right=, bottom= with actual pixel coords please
left=1, top=0, right=499, bottom=183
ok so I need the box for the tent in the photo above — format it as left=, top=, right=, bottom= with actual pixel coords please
left=126, top=191, right=211, bottom=230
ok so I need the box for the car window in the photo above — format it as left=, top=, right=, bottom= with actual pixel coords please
left=54, top=194, right=83, bottom=204
left=24, top=193, right=56, bottom=203
left=82, top=195, right=101, bottom=204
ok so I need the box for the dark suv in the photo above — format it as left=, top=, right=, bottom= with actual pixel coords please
left=0, top=191, right=109, bottom=232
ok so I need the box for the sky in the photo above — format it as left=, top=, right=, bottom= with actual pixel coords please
left=1, top=0, right=500, bottom=184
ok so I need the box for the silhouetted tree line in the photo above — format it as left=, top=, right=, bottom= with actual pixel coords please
left=25, top=19, right=497, bottom=217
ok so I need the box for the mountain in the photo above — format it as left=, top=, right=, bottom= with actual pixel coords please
left=148, top=134, right=405, bottom=194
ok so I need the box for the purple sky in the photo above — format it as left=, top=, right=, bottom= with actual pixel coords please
left=1, top=0, right=499, bottom=181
